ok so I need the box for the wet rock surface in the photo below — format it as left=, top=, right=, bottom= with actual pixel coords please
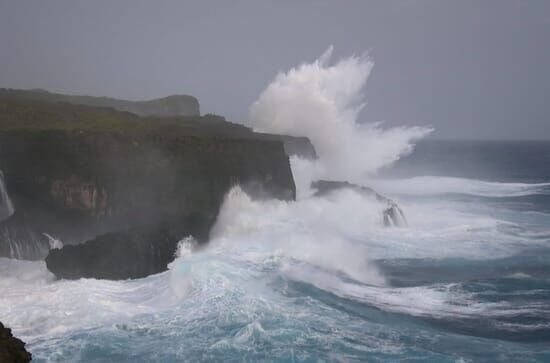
left=0, top=322, right=32, bottom=363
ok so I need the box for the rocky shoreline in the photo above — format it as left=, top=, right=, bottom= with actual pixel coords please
left=0, top=322, right=32, bottom=363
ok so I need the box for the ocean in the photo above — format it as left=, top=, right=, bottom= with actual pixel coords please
left=1, top=139, right=549, bottom=362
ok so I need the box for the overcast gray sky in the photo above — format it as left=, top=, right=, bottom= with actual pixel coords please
left=0, top=0, right=548, bottom=139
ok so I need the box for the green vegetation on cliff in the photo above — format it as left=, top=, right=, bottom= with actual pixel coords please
left=0, top=93, right=317, bottom=160
left=0, top=88, right=200, bottom=117
left=0, top=96, right=235, bottom=135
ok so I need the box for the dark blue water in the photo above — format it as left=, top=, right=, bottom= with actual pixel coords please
left=384, top=139, right=550, bottom=183
left=373, top=140, right=550, bottom=360
left=1, top=140, right=550, bottom=362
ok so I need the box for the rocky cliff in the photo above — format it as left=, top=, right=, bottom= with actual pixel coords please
left=0, top=88, right=200, bottom=117
left=0, top=95, right=296, bottom=278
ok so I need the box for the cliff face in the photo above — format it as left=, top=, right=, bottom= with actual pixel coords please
left=0, top=88, right=200, bottom=117
left=0, top=96, right=296, bottom=275
left=0, top=130, right=295, bottom=258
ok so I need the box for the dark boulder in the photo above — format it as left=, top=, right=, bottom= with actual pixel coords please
left=311, top=180, right=407, bottom=227
left=46, top=215, right=210, bottom=280
left=0, top=322, right=32, bottom=363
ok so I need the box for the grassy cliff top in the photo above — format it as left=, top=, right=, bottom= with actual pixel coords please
left=0, top=88, right=200, bottom=117
left=0, top=91, right=315, bottom=159
left=0, top=96, right=251, bottom=138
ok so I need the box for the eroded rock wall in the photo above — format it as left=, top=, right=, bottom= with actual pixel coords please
left=0, top=130, right=295, bottom=261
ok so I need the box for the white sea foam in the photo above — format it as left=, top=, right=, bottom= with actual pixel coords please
left=211, top=186, right=388, bottom=286
left=312, top=279, right=547, bottom=320
left=0, top=258, right=180, bottom=343
left=43, top=233, right=64, bottom=250
left=0, top=181, right=547, bottom=355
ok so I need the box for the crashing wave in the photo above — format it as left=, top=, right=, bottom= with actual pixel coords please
left=249, top=46, right=432, bottom=182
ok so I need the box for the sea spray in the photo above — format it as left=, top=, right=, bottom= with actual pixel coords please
left=169, top=236, right=198, bottom=298
left=43, top=233, right=64, bottom=250
left=210, top=186, right=387, bottom=286
left=231, top=47, right=434, bottom=287
left=249, top=46, right=432, bottom=183
left=0, top=170, right=15, bottom=221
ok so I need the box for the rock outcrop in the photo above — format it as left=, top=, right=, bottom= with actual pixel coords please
left=311, top=180, right=407, bottom=227
left=0, top=88, right=200, bottom=117
left=0, top=322, right=32, bottom=363
left=46, top=216, right=208, bottom=280
left=0, top=94, right=296, bottom=279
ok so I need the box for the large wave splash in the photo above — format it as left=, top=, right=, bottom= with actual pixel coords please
left=249, top=46, right=432, bottom=183
left=210, top=186, right=387, bottom=287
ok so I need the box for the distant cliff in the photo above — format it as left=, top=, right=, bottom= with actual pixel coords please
left=0, top=95, right=295, bottom=278
left=0, top=88, right=200, bottom=117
